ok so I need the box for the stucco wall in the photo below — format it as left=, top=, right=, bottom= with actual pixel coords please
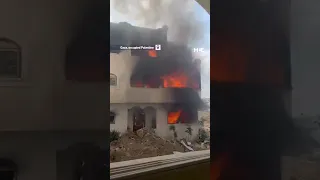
left=110, top=103, right=200, bottom=140
left=110, top=51, right=175, bottom=104
left=0, top=0, right=108, bottom=130
left=110, top=104, right=128, bottom=133
left=0, top=132, right=106, bottom=180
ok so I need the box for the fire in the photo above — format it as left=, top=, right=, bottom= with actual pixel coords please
left=148, top=50, right=157, bottom=57
left=134, top=81, right=144, bottom=87
left=167, top=110, right=182, bottom=124
left=161, top=71, right=188, bottom=88
left=161, top=71, right=200, bottom=89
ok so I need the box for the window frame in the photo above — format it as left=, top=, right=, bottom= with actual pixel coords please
left=0, top=38, right=22, bottom=81
left=110, top=73, right=117, bottom=87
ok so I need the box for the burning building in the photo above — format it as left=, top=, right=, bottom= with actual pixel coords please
left=110, top=22, right=204, bottom=139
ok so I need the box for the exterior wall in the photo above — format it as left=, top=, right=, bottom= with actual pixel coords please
left=0, top=132, right=106, bottom=180
left=110, top=51, right=174, bottom=104
left=110, top=104, right=128, bottom=133
left=0, top=0, right=108, bottom=130
left=110, top=103, right=200, bottom=140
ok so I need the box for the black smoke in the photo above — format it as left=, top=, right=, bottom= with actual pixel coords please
left=111, top=0, right=208, bottom=122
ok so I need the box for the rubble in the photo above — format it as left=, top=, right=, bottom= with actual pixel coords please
left=198, top=111, right=210, bottom=133
left=110, top=128, right=209, bottom=163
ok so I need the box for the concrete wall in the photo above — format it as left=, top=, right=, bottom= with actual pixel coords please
left=110, top=104, right=129, bottom=133
left=0, top=0, right=108, bottom=130
left=110, top=103, right=200, bottom=140
left=110, top=51, right=175, bottom=104
left=0, top=132, right=106, bottom=180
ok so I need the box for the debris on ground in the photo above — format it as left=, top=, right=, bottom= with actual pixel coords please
left=180, top=139, right=194, bottom=151
left=110, top=128, right=208, bottom=163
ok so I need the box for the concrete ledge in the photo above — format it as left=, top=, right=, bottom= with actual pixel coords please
left=110, top=150, right=210, bottom=180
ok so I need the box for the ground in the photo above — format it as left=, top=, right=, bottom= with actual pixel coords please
left=110, top=128, right=209, bottom=163
left=110, top=111, right=210, bottom=163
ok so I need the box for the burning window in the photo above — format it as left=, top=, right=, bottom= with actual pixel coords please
left=0, top=38, right=21, bottom=79
left=110, top=73, right=117, bottom=86
left=161, top=70, right=200, bottom=89
left=167, top=107, right=198, bottom=124
left=130, top=59, right=201, bottom=89
left=110, top=111, right=115, bottom=124
left=130, top=75, right=162, bottom=88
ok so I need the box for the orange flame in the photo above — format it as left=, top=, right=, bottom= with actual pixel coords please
left=161, top=71, right=188, bottom=88
left=134, top=81, right=144, bottom=87
left=148, top=50, right=157, bottom=57
left=167, top=110, right=182, bottom=124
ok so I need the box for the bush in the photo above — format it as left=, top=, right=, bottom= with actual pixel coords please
left=169, top=125, right=176, bottom=131
left=110, top=130, right=121, bottom=142
left=198, top=128, right=209, bottom=143
left=169, top=125, right=178, bottom=139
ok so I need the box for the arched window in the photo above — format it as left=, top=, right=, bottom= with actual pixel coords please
left=0, top=38, right=21, bottom=78
left=110, top=73, right=117, bottom=86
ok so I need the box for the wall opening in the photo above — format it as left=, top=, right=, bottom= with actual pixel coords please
left=110, top=111, right=115, bottom=124
left=110, top=73, right=117, bottom=86
left=128, top=106, right=145, bottom=132
left=0, top=38, right=21, bottom=79
left=144, top=106, right=157, bottom=129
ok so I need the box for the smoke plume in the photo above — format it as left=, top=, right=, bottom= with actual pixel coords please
left=112, top=0, right=205, bottom=46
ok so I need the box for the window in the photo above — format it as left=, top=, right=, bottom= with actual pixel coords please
left=0, top=38, right=21, bottom=79
left=152, top=117, right=156, bottom=129
left=110, top=73, right=117, bottom=86
left=167, top=108, right=198, bottom=124
left=110, top=111, right=115, bottom=124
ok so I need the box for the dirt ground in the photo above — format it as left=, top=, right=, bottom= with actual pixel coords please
left=110, top=129, right=209, bottom=163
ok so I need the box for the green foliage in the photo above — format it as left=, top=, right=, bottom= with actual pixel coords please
left=110, top=130, right=121, bottom=142
left=185, top=126, right=193, bottom=136
left=173, top=131, right=178, bottom=139
left=169, top=125, right=176, bottom=131
left=198, top=128, right=209, bottom=143
left=169, top=125, right=178, bottom=139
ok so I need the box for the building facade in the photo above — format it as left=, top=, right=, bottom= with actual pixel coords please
left=110, top=50, right=201, bottom=140
left=110, top=23, right=201, bottom=140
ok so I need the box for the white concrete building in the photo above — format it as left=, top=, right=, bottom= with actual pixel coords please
left=110, top=50, right=201, bottom=140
